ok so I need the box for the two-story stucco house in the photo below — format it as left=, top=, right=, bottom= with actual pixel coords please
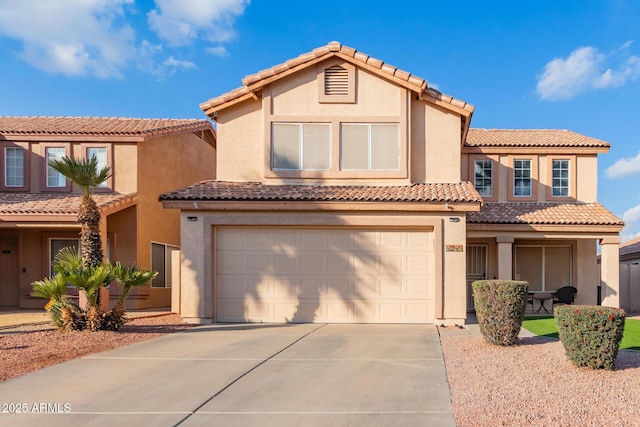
left=160, top=42, right=623, bottom=325
left=0, top=117, right=216, bottom=309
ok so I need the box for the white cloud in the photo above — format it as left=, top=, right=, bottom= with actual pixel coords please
left=0, top=0, right=136, bottom=78
left=206, top=46, right=229, bottom=57
left=536, top=42, right=640, bottom=101
left=163, top=56, right=196, bottom=76
left=605, top=152, right=640, bottom=179
left=621, top=204, right=640, bottom=241
left=148, top=0, right=249, bottom=47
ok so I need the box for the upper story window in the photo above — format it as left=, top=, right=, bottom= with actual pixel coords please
left=341, top=123, right=399, bottom=170
left=473, top=159, right=493, bottom=197
left=552, top=159, right=569, bottom=197
left=5, top=147, right=24, bottom=187
left=513, top=159, right=532, bottom=197
left=87, top=147, right=108, bottom=188
left=46, top=147, right=67, bottom=188
left=0, top=142, right=29, bottom=191
left=272, top=123, right=331, bottom=170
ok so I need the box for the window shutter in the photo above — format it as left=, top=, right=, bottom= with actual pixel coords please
left=324, top=66, right=349, bottom=96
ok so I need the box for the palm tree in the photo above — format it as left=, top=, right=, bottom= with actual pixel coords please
left=48, top=155, right=111, bottom=268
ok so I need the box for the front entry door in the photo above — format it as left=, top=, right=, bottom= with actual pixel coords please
left=466, top=244, right=487, bottom=312
left=0, top=238, right=19, bottom=306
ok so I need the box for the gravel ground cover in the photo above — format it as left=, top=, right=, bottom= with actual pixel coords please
left=0, top=314, right=193, bottom=383
left=441, top=334, right=640, bottom=427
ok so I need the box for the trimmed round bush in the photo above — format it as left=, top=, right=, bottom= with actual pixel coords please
left=555, top=305, right=626, bottom=370
left=472, top=280, right=528, bottom=346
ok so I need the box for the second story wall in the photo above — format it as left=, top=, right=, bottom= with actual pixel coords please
left=214, top=58, right=465, bottom=186
left=136, top=131, right=216, bottom=268
left=461, top=151, right=600, bottom=203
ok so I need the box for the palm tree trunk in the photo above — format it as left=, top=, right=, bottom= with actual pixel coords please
left=77, top=194, right=103, bottom=268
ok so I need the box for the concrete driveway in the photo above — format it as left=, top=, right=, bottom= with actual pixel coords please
left=0, top=323, right=455, bottom=426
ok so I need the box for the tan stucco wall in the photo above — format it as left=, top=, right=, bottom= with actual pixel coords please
left=136, top=132, right=215, bottom=308
left=441, top=214, right=467, bottom=322
left=215, top=62, right=466, bottom=187
left=576, top=155, right=598, bottom=202
left=423, top=105, right=462, bottom=183
left=216, top=100, right=263, bottom=182
left=113, top=143, right=138, bottom=194
left=270, top=64, right=401, bottom=117
left=106, top=206, right=137, bottom=264
left=576, top=239, right=599, bottom=305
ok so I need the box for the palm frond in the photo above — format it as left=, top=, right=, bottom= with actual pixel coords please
left=48, top=155, right=111, bottom=196
left=31, top=274, right=68, bottom=300
left=111, top=262, right=159, bottom=301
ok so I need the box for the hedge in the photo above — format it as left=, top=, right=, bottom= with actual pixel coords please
left=472, top=280, right=528, bottom=346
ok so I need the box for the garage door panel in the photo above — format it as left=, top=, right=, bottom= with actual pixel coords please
left=216, top=228, right=435, bottom=324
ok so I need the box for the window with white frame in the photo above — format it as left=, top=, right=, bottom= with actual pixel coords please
left=4, top=147, right=24, bottom=187
left=151, top=242, right=179, bottom=288
left=340, top=123, right=399, bottom=170
left=513, top=159, right=532, bottom=197
left=552, top=159, right=569, bottom=197
left=87, top=147, right=108, bottom=188
left=474, top=159, right=493, bottom=197
left=515, top=246, right=572, bottom=292
left=272, top=123, right=331, bottom=170
left=46, top=147, right=67, bottom=188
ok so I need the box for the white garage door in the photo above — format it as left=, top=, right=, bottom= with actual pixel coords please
left=215, top=228, right=435, bottom=323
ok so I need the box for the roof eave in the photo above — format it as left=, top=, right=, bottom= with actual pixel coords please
left=161, top=200, right=482, bottom=212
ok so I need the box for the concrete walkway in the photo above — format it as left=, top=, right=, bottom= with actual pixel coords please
left=0, top=323, right=455, bottom=427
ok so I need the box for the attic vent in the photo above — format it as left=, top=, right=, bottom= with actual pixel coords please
left=324, top=66, right=349, bottom=96
left=193, top=130, right=216, bottom=147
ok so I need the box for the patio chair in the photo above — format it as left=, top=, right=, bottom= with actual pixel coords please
left=527, top=293, right=535, bottom=313
left=552, top=286, right=577, bottom=306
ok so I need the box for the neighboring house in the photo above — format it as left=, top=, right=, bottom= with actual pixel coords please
left=613, top=237, right=640, bottom=312
left=0, top=117, right=216, bottom=309
left=160, top=42, right=623, bottom=325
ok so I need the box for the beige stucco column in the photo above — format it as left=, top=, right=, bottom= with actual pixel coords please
left=496, top=236, right=514, bottom=280
left=600, top=237, right=621, bottom=308
left=179, top=213, right=213, bottom=324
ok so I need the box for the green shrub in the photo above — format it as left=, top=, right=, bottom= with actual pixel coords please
left=555, top=305, right=626, bottom=370
left=472, top=280, right=528, bottom=346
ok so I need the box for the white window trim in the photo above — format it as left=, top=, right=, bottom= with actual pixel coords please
left=473, top=159, right=493, bottom=198
left=551, top=159, right=570, bottom=197
left=513, top=159, right=532, bottom=197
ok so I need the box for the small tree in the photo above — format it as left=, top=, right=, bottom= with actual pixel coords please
left=32, top=248, right=157, bottom=331
left=33, top=155, right=157, bottom=331
left=48, top=155, right=110, bottom=268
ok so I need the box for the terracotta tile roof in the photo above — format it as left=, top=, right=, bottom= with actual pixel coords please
left=0, top=116, right=214, bottom=138
left=160, top=181, right=482, bottom=203
left=200, top=41, right=474, bottom=116
left=468, top=202, right=623, bottom=226
left=0, top=193, right=137, bottom=217
left=466, top=129, right=610, bottom=148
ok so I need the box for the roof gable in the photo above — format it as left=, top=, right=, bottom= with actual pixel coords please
left=199, top=41, right=474, bottom=127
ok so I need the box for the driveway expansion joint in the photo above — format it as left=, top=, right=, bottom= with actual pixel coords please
left=173, top=323, right=328, bottom=426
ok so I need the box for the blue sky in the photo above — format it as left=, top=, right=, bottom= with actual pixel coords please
left=1, top=0, right=640, bottom=241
